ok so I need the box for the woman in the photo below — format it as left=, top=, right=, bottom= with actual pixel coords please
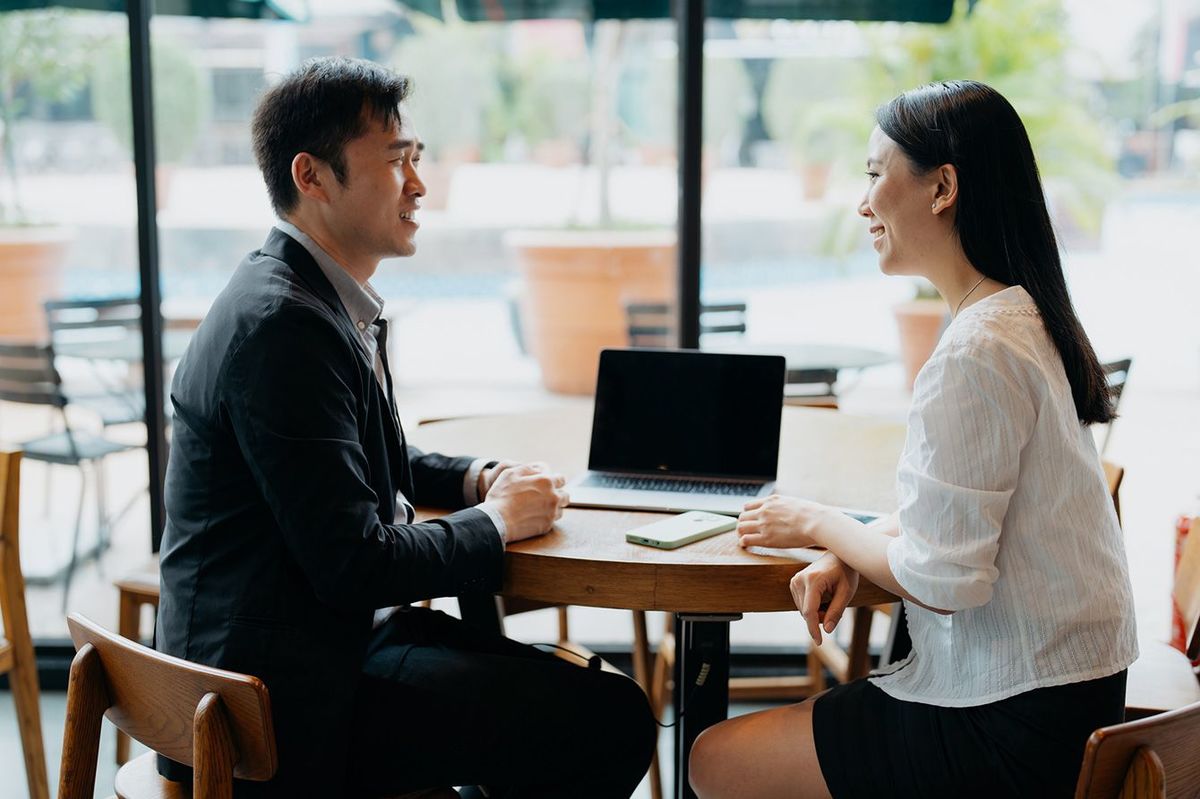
left=688, top=80, right=1137, bottom=799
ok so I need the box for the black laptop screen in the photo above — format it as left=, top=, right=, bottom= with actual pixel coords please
left=588, top=349, right=785, bottom=480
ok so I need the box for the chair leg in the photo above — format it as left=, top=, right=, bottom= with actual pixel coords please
left=3, top=546, right=50, bottom=799
left=61, top=468, right=88, bottom=614
left=556, top=606, right=570, bottom=644
left=42, top=461, right=52, bottom=518
left=10, top=635, right=51, bottom=799
left=846, top=606, right=876, bottom=681
left=93, top=461, right=110, bottom=578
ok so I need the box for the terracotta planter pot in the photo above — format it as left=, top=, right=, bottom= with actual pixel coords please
left=508, top=230, right=676, bottom=395
left=0, top=227, right=72, bottom=342
left=800, top=162, right=832, bottom=201
left=892, top=299, right=948, bottom=390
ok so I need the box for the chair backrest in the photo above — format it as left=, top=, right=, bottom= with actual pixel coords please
left=45, top=297, right=141, bottom=337
left=625, top=301, right=748, bottom=348
left=0, top=342, right=66, bottom=408
left=1173, top=517, right=1200, bottom=662
left=1102, top=358, right=1132, bottom=409
left=1095, top=359, right=1132, bottom=455
left=1074, top=699, right=1200, bottom=798
left=59, top=614, right=276, bottom=798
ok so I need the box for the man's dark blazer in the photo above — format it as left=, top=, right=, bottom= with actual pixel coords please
left=156, top=228, right=504, bottom=795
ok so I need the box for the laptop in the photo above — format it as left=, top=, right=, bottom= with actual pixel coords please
left=567, top=348, right=786, bottom=515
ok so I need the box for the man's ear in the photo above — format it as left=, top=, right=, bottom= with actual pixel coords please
left=930, top=163, right=959, bottom=216
left=291, top=152, right=331, bottom=204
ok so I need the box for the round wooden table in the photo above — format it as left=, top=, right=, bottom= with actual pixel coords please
left=413, top=403, right=905, bottom=612
left=411, top=403, right=906, bottom=799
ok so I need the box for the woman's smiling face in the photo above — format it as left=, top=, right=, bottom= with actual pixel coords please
left=858, top=126, right=946, bottom=277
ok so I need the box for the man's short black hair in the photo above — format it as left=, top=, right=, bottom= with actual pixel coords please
left=252, top=57, right=410, bottom=216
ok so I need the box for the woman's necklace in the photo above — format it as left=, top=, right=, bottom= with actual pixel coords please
left=954, top=275, right=987, bottom=317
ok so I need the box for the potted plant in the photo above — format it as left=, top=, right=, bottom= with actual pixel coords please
left=509, top=31, right=755, bottom=395
left=508, top=227, right=676, bottom=395
left=507, top=23, right=688, bottom=395
left=90, top=36, right=211, bottom=209
left=762, top=58, right=869, bottom=201
left=0, top=9, right=90, bottom=341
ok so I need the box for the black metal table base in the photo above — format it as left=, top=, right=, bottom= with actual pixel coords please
left=674, top=613, right=740, bottom=799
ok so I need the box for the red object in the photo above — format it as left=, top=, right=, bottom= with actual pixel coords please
left=1172, top=514, right=1194, bottom=659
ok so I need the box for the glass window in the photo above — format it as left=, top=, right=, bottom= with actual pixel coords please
left=2, top=5, right=678, bottom=642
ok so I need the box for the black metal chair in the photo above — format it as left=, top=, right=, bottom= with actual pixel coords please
left=0, top=342, right=139, bottom=609
left=624, top=300, right=839, bottom=407
left=44, top=296, right=147, bottom=428
left=624, top=300, right=748, bottom=348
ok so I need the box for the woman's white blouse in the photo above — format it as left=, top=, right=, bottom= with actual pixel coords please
left=870, top=285, right=1138, bottom=707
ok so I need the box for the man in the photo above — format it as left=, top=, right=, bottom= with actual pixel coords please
left=158, top=56, right=656, bottom=797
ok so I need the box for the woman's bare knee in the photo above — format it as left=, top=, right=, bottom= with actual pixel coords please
left=689, top=721, right=734, bottom=797
left=688, top=700, right=831, bottom=799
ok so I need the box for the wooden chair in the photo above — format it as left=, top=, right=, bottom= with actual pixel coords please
left=0, top=450, right=50, bottom=799
left=59, top=613, right=277, bottom=798
left=1125, top=515, right=1200, bottom=720
left=1074, top=699, right=1200, bottom=798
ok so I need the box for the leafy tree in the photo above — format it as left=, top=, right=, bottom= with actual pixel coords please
left=0, top=10, right=90, bottom=224
left=392, top=21, right=504, bottom=160
left=765, top=0, right=1116, bottom=232
left=865, top=0, right=1115, bottom=232
left=621, top=47, right=753, bottom=156
left=90, top=36, right=211, bottom=166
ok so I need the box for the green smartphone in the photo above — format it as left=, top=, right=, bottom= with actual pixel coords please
left=626, top=511, right=738, bottom=550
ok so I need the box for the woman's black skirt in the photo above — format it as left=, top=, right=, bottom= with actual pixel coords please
left=812, top=670, right=1127, bottom=799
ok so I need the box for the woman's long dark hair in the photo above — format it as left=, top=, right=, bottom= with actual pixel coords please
left=877, top=80, right=1114, bottom=425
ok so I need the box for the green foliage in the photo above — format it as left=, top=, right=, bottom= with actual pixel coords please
left=507, top=48, right=590, bottom=150
left=392, top=21, right=503, bottom=159
left=858, top=0, right=1116, bottom=232
left=90, top=36, right=211, bottom=165
left=394, top=22, right=592, bottom=161
left=621, top=52, right=752, bottom=152
left=0, top=10, right=90, bottom=224
left=763, top=57, right=873, bottom=169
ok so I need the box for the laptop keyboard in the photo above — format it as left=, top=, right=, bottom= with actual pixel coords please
left=581, top=473, right=763, bottom=496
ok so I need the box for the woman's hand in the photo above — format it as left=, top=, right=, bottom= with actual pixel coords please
left=790, top=553, right=859, bottom=646
left=737, top=494, right=835, bottom=549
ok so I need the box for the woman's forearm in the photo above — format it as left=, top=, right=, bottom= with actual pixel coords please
left=867, top=510, right=900, bottom=537
left=814, top=511, right=951, bottom=615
